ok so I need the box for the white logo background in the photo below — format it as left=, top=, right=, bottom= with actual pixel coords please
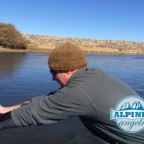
left=110, top=96, right=144, bottom=133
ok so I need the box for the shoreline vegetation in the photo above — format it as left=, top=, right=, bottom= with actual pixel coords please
left=0, top=34, right=144, bottom=54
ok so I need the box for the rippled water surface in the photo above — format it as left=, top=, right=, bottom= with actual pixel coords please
left=0, top=53, right=144, bottom=144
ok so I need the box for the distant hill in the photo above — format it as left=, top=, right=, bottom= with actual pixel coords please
left=23, top=34, right=144, bottom=54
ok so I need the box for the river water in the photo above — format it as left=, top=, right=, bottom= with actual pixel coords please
left=0, top=53, right=144, bottom=144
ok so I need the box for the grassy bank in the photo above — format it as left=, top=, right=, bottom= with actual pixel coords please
left=1, top=46, right=144, bottom=54
left=0, top=47, right=51, bottom=53
left=0, top=34, right=144, bottom=54
left=0, top=47, right=144, bottom=54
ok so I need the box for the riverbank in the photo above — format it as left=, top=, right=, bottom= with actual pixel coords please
left=1, top=46, right=144, bottom=54
left=0, top=47, right=51, bottom=53
left=0, top=34, right=144, bottom=54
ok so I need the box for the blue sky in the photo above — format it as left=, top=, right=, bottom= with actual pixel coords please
left=0, top=0, right=144, bottom=42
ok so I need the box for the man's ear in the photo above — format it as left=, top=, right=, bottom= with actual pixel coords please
left=67, top=71, right=72, bottom=75
left=67, top=70, right=77, bottom=76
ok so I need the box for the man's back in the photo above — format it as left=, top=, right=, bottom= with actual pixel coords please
left=71, top=68, right=143, bottom=144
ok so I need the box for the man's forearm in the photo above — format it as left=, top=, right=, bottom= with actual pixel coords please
left=0, top=100, right=31, bottom=114
left=0, top=101, right=32, bottom=130
left=0, top=104, right=20, bottom=114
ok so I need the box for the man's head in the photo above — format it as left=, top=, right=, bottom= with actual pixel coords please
left=48, top=42, right=87, bottom=86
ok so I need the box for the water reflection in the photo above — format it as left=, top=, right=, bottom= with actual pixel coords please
left=0, top=53, right=26, bottom=77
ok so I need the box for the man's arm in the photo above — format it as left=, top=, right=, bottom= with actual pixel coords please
left=0, top=100, right=31, bottom=114
left=0, top=101, right=32, bottom=130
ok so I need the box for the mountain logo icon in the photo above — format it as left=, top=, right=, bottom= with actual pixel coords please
left=120, top=101, right=144, bottom=110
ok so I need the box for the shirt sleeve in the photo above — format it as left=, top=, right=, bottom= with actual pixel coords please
left=11, top=86, right=96, bottom=126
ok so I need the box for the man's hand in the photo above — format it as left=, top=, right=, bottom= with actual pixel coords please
left=0, top=105, right=9, bottom=114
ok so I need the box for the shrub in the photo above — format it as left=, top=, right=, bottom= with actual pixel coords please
left=0, top=23, right=29, bottom=49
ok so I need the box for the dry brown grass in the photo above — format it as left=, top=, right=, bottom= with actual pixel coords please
left=1, top=34, right=144, bottom=54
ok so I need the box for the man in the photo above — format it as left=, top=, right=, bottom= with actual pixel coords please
left=0, top=42, right=143, bottom=143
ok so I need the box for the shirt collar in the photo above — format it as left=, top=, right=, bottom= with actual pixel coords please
left=66, top=67, right=87, bottom=85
